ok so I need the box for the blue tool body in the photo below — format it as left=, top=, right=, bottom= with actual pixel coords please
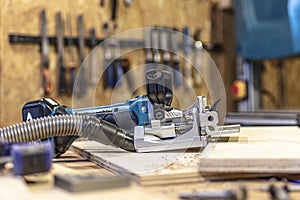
left=71, top=95, right=150, bottom=126
left=22, top=95, right=151, bottom=127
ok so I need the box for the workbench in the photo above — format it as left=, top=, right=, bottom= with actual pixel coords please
left=2, top=126, right=300, bottom=200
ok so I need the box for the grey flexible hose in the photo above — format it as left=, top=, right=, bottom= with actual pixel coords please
left=0, top=114, right=135, bottom=152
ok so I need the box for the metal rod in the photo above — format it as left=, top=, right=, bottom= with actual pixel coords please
left=9, top=33, right=222, bottom=50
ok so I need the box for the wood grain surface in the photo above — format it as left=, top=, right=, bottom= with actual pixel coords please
left=71, top=126, right=300, bottom=184
left=2, top=128, right=300, bottom=199
left=0, top=0, right=212, bottom=126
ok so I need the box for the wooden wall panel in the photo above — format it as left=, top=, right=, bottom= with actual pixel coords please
left=262, top=58, right=300, bottom=110
left=5, top=1, right=298, bottom=127
left=1, top=0, right=220, bottom=126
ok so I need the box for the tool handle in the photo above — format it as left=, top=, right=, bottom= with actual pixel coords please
left=121, top=58, right=137, bottom=95
left=159, top=28, right=168, bottom=51
left=111, top=24, right=123, bottom=88
left=169, top=28, right=182, bottom=87
left=77, top=15, right=85, bottom=63
left=160, top=28, right=173, bottom=75
left=146, top=69, right=173, bottom=107
left=151, top=27, right=160, bottom=64
left=56, top=12, right=67, bottom=94
left=182, top=26, right=192, bottom=54
left=170, top=29, right=178, bottom=51
left=105, top=62, right=114, bottom=88
left=40, top=10, right=52, bottom=95
left=193, top=28, right=203, bottom=86
left=89, top=27, right=98, bottom=85
left=111, top=0, right=118, bottom=21
left=74, top=15, right=87, bottom=97
left=172, top=57, right=182, bottom=88
left=41, top=65, right=52, bottom=95
left=113, top=59, right=123, bottom=87
left=144, top=27, right=153, bottom=70
left=58, top=63, right=67, bottom=94
left=102, top=23, right=114, bottom=88
left=66, top=14, right=76, bottom=62
left=182, top=26, right=193, bottom=88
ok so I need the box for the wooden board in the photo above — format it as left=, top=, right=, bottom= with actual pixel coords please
left=71, top=140, right=204, bottom=186
left=71, top=126, right=300, bottom=185
left=199, top=126, right=300, bottom=175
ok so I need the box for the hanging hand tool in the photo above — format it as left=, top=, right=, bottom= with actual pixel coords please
left=169, top=27, right=182, bottom=88
left=111, top=23, right=123, bottom=87
left=111, top=0, right=118, bottom=22
left=89, top=27, right=98, bottom=85
left=66, top=14, right=77, bottom=94
left=193, top=28, right=203, bottom=86
left=102, top=22, right=114, bottom=88
left=151, top=27, right=161, bottom=68
left=121, top=58, right=137, bottom=95
left=40, top=10, right=52, bottom=95
left=182, top=26, right=193, bottom=89
left=74, top=15, right=87, bottom=97
left=110, top=0, right=118, bottom=22
left=56, top=12, right=67, bottom=95
left=159, top=28, right=173, bottom=77
left=144, top=27, right=152, bottom=66
left=109, top=0, right=123, bottom=88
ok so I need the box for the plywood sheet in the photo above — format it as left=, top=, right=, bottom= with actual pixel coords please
left=71, top=126, right=300, bottom=184
left=199, top=126, right=300, bottom=176
left=71, top=140, right=204, bottom=186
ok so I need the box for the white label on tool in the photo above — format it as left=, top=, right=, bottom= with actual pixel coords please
left=26, top=112, right=33, bottom=121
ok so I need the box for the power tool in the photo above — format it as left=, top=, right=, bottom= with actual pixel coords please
left=0, top=69, right=240, bottom=156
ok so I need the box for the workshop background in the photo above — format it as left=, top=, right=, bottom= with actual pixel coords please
left=0, top=0, right=299, bottom=127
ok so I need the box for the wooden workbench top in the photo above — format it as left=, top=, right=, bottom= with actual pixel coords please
left=1, top=126, right=300, bottom=199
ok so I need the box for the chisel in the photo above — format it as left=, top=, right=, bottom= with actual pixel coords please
left=193, top=28, right=203, bottom=86
left=169, top=27, right=182, bottom=87
left=111, top=23, right=123, bottom=87
left=144, top=27, right=152, bottom=66
left=111, top=0, right=118, bottom=22
left=40, top=10, right=52, bottom=95
left=182, top=26, right=193, bottom=89
left=102, top=22, right=114, bottom=88
left=74, top=15, right=87, bottom=97
left=89, top=27, right=98, bottom=85
left=66, top=14, right=77, bottom=94
left=56, top=12, right=66, bottom=95
left=110, top=0, right=123, bottom=87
